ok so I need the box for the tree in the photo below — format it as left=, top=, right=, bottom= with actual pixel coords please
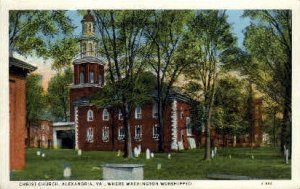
left=9, top=10, right=78, bottom=71
left=144, top=10, right=193, bottom=152
left=26, top=74, right=46, bottom=146
left=242, top=10, right=292, bottom=152
left=213, top=75, right=248, bottom=147
left=183, top=10, right=238, bottom=160
left=47, top=67, right=73, bottom=121
left=92, top=10, right=152, bottom=158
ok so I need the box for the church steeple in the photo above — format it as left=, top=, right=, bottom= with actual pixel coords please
left=80, top=10, right=98, bottom=57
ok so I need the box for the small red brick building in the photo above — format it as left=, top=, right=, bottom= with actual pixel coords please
left=26, top=120, right=53, bottom=148
left=9, top=57, right=36, bottom=170
left=70, top=12, right=197, bottom=152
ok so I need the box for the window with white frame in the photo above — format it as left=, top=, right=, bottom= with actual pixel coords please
left=86, top=127, right=94, bottom=143
left=80, top=72, right=85, bottom=84
left=118, top=109, right=123, bottom=120
left=135, top=125, right=142, bottom=140
left=186, top=117, right=192, bottom=136
left=135, top=106, right=142, bottom=119
left=152, top=102, right=158, bottom=118
left=87, top=109, right=94, bottom=121
left=89, top=72, right=94, bottom=83
left=153, top=124, right=160, bottom=139
left=102, top=127, right=109, bottom=142
left=102, top=108, right=109, bottom=121
left=118, top=127, right=125, bottom=140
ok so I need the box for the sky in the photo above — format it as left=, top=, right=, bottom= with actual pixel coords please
left=17, top=10, right=251, bottom=90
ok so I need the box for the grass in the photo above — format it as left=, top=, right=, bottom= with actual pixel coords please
left=11, top=146, right=291, bottom=180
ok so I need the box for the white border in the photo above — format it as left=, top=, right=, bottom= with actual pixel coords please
left=1, top=0, right=300, bottom=189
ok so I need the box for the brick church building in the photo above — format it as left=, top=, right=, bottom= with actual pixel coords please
left=69, top=11, right=197, bottom=152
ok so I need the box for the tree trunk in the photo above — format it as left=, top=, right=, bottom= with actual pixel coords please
left=123, top=103, right=133, bottom=158
left=204, top=104, right=211, bottom=160
left=158, top=99, right=164, bottom=152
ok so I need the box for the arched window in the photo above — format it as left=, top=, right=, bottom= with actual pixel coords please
left=153, top=124, right=160, bottom=139
left=86, top=127, right=94, bottom=143
left=87, top=109, right=94, bottom=121
left=89, top=72, right=94, bottom=83
left=135, top=106, right=142, bottom=119
left=88, top=43, right=93, bottom=55
left=186, top=117, right=192, bottom=136
left=102, top=108, right=109, bottom=121
left=82, top=43, right=87, bottom=56
left=134, top=125, right=142, bottom=140
left=80, top=72, right=85, bottom=84
left=118, top=127, right=125, bottom=140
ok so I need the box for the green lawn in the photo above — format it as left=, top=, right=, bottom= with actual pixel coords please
left=11, top=147, right=291, bottom=180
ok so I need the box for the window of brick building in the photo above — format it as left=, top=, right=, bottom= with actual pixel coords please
left=118, top=127, right=125, bottom=140
left=89, top=72, right=94, bottom=83
left=118, top=109, right=123, bottom=120
left=153, top=124, right=160, bottom=140
left=152, top=102, right=158, bottom=118
left=135, top=125, right=142, bottom=140
left=103, top=108, right=109, bottom=121
left=135, top=106, right=142, bottom=119
left=102, top=127, right=109, bottom=142
left=86, top=127, right=94, bottom=143
left=87, top=109, right=94, bottom=121
left=186, top=117, right=192, bottom=136
left=80, top=72, right=85, bottom=84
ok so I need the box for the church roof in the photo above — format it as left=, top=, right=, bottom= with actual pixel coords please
left=82, top=10, right=94, bottom=22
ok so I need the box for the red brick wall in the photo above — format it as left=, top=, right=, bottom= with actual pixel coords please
left=77, top=100, right=194, bottom=152
left=9, top=74, right=26, bottom=170
left=27, top=120, right=53, bottom=148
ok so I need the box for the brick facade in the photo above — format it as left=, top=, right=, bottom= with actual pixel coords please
left=26, top=120, right=53, bottom=148
left=9, top=57, right=36, bottom=170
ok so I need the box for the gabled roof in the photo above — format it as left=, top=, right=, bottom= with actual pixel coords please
left=9, top=57, right=37, bottom=72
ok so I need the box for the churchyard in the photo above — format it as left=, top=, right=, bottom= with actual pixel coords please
left=11, top=147, right=290, bottom=180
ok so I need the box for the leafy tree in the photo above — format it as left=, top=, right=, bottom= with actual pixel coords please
left=145, top=10, right=193, bottom=152
left=9, top=10, right=78, bottom=70
left=26, top=74, right=46, bottom=146
left=242, top=10, right=291, bottom=152
left=213, top=75, right=248, bottom=147
left=47, top=67, right=73, bottom=121
left=182, top=10, right=238, bottom=160
left=92, top=10, right=152, bottom=158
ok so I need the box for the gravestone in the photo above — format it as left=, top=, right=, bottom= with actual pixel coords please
left=41, top=153, right=46, bottom=158
left=78, top=149, right=82, bottom=156
left=178, top=141, right=184, bottom=150
left=37, top=150, right=41, bottom=156
left=229, top=154, right=231, bottom=159
left=134, top=147, right=139, bottom=158
left=63, top=164, right=72, bottom=179
left=146, top=149, right=150, bottom=160
left=168, top=153, right=171, bottom=159
left=285, top=149, right=289, bottom=164
left=187, top=138, right=196, bottom=149
left=157, top=163, right=161, bottom=170
left=102, top=164, right=144, bottom=180
left=251, top=155, right=254, bottom=159
left=214, top=147, right=217, bottom=156
left=137, top=145, right=141, bottom=156
left=211, top=150, right=215, bottom=159
left=117, top=150, right=121, bottom=157
left=150, top=152, right=154, bottom=159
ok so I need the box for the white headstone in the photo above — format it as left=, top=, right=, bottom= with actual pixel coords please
left=187, top=138, right=196, bottom=149
left=63, top=167, right=72, bottom=178
left=134, top=147, right=139, bottom=158
left=78, top=149, right=82, bottom=156
left=37, top=151, right=41, bottom=156
left=150, top=152, right=154, bottom=158
left=285, top=149, right=289, bottom=164
left=229, top=154, right=231, bottom=159
left=214, top=147, right=217, bottom=156
left=168, top=153, right=171, bottom=159
left=146, top=148, right=150, bottom=160
left=251, top=155, right=254, bottom=159
left=211, top=150, right=215, bottom=159
left=41, top=153, right=46, bottom=158
left=157, top=163, right=161, bottom=170
left=137, top=145, right=141, bottom=156
left=117, top=150, right=121, bottom=157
